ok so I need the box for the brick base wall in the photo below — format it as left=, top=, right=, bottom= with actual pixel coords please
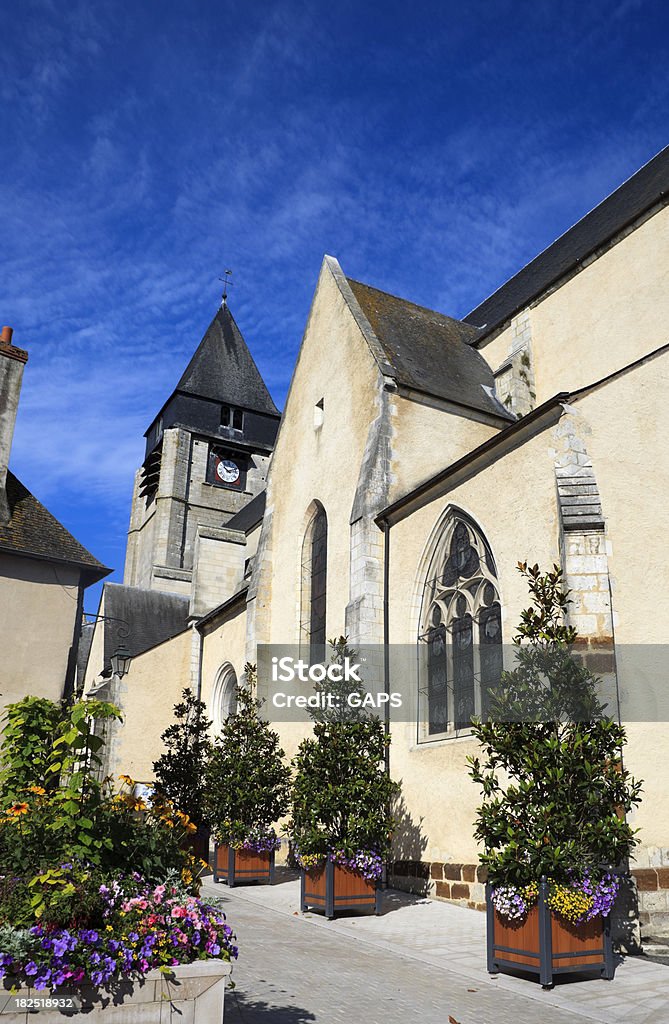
left=391, top=861, right=487, bottom=911
left=633, top=869, right=669, bottom=935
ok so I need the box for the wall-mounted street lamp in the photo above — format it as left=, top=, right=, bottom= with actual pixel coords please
left=111, top=643, right=132, bottom=680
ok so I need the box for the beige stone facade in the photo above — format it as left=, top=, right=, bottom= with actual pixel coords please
left=99, top=151, right=669, bottom=936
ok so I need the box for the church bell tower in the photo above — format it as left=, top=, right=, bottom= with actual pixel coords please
left=124, top=302, right=280, bottom=596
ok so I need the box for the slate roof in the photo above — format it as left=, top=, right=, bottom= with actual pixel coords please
left=465, top=145, right=669, bottom=340
left=347, top=278, right=514, bottom=421
left=0, top=471, right=110, bottom=581
left=225, top=491, right=266, bottom=534
left=98, top=584, right=190, bottom=673
left=175, top=304, right=279, bottom=416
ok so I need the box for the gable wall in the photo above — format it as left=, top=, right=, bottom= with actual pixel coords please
left=252, top=262, right=383, bottom=647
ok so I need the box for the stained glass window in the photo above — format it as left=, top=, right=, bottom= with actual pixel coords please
left=419, top=512, right=502, bottom=737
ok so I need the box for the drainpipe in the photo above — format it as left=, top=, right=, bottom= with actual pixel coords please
left=382, top=518, right=390, bottom=775
left=195, top=622, right=204, bottom=701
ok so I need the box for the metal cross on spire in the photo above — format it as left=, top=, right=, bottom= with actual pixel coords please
left=219, top=269, right=233, bottom=307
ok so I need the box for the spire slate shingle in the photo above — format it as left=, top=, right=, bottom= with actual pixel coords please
left=175, top=304, right=279, bottom=416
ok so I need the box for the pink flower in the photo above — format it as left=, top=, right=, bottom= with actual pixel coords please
left=171, top=906, right=187, bottom=919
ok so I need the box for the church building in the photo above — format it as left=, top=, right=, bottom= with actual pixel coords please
left=82, top=145, right=669, bottom=935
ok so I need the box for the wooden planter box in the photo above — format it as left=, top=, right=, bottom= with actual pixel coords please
left=487, top=881, right=615, bottom=988
left=0, top=959, right=231, bottom=1023
left=301, top=858, right=381, bottom=919
left=213, top=843, right=274, bottom=886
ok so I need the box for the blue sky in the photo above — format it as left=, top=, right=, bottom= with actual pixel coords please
left=2, top=0, right=668, bottom=610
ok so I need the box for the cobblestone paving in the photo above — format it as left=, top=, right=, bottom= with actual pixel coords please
left=210, top=889, right=592, bottom=1024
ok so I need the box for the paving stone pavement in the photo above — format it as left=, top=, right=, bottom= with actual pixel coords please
left=201, top=873, right=669, bottom=1024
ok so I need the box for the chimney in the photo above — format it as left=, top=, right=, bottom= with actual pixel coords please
left=0, top=326, right=29, bottom=523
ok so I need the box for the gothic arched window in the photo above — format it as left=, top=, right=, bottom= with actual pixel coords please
left=300, top=503, right=328, bottom=661
left=418, top=512, right=502, bottom=737
left=212, top=663, right=238, bottom=731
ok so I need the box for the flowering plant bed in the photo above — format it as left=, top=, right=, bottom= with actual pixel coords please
left=0, top=874, right=237, bottom=994
left=487, top=877, right=614, bottom=988
left=300, top=854, right=381, bottom=919
left=0, top=695, right=238, bottom=1016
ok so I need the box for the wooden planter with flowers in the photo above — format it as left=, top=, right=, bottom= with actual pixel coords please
left=487, top=878, right=614, bottom=988
left=469, top=564, right=643, bottom=990
left=213, top=843, right=275, bottom=886
left=203, top=670, right=291, bottom=890
left=300, top=856, right=381, bottom=919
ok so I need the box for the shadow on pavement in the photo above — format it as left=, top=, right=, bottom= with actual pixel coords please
left=379, top=888, right=431, bottom=914
left=226, top=989, right=316, bottom=1022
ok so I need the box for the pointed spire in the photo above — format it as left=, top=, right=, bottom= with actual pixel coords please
left=175, top=305, right=278, bottom=416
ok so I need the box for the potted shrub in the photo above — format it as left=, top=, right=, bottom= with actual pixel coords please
left=153, top=688, right=213, bottom=865
left=288, top=639, right=400, bottom=919
left=204, top=665, right=291, bottom=886
left=469, top=563, right=642, bottom=988
left=0, top=696, right=237, bottom=1019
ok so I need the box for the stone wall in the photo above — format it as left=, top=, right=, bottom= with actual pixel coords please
left=390, top=860, right=487, bottom=911
left=632, top=862, right=669, bottom=936
left=492, top=309, right=536, bottom=418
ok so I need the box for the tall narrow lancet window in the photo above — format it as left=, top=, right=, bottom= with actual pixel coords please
left=300, top=503, right=328, bottom=661
left=418, top=512, right=502, bottom=738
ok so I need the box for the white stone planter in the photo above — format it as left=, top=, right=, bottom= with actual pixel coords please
left=0, top=958, right=232, bottom=1023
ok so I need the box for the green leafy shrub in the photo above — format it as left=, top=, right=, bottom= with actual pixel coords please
left=288, top=714, right=400, bottom=862
left=0, top=696, right=65, bottom=798
left=204, top=665, right=291, bottom=849
left=0, top=696, right=198, bottom=929
left=309, top=636, right=368, bottom=724
left=152, top=689, right=213, bottom=828
left=468, top=562, right=642, bottom=887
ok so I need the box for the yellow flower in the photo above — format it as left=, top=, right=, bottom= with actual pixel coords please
left=118, top=774, right=134, bottom=786
left=6, top=802, right=29, bottom=817
left=26, top=786, right=46, bottom=796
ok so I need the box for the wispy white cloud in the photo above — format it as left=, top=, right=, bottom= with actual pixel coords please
left=1, top=0, right=666, bottom=586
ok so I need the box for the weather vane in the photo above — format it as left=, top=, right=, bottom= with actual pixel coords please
left=219, top=269, right=233, bottom=306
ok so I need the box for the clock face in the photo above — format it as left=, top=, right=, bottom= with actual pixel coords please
left=215, top=457, right=240, bottom=484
